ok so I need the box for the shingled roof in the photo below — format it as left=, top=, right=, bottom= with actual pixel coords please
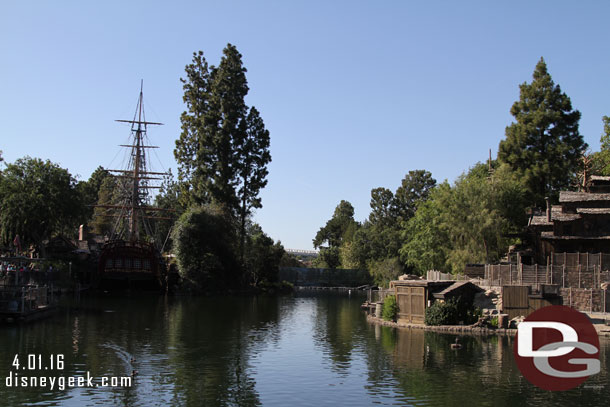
left=560, top=191, right=610, bottom=203
left=431, top=281, right=483, bottom=300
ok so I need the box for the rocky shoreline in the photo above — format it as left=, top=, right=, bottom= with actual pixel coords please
left=366, top=314, right=517, bottom=336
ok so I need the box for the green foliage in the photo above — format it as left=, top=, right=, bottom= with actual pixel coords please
left=153, top=169, right=184, bottom=252
left=490, top=316, right=499, bottom=328
left=172, top=205, right=239, bottom=291
left=237, top=107, right=271, bottom=255
left=591, top=116, right=610, bottom=176
left=401, top=163, right=527, bottom=274
left=400, top=183, right=451, bottom=274
left=394, top=170, right=436, bottom=221
left=498, top=57, right=586, bottom=206
left=368, top=257, right=403, bottom=288
left=0, top=157, right=83, bottom=254
left=279, top=253, right=302, bottom=267
left=175, top=45, right=270, bottom=226
left=313, top=201, right=358, bottom=269
left=257, top=280, right=294, bottom=295
left=244, top=223, right=285, bottom=285
left=368, top=187, right=395, bottom=227
left=425, top=299, right=460, bottom=326
left=425, top=297, right=481, bottom=326
left=382, top=295, right=398, bottom=321
left=77, top=166, right=110, bottom=221
left=91, top=175, right=119, bottom=236
left=320, top=171, right=436, bottom=276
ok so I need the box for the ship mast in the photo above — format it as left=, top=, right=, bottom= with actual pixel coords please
left=130, top=84, right=144, bottom=240
left=101, top=81, right=168, bottom=242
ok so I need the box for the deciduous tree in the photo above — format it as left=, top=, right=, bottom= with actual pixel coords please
left=0, top=157, right=82, bottom=255
left=313, top=200, right=358, bottom=269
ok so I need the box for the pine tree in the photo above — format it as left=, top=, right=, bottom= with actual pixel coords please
left=175, top=44, right=271, bottom=257
left=237, top=107, right=271, bottom=258
left=206, top=44, right=249, bottom=213
left=175, top=50, right=211, bottom=205
left=498, top=57, right=586, bottom=206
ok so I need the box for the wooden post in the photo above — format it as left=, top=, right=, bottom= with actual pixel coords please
left=551, top=253, right=555, bottom=284
left=509, top=264, right=512, bottom=285
left=562, top=265, right=565, bottom=288
left=578, top=264, right=581, bottom=289
left=500, top=265, right=503, bottom=287
left=520, top=263, right=523, bottom=285
left=569, top=287, right=572, bottom=308
left=535, top=264, right=538, bottom=286
left=591, top=289, right=594, bottom=313
left=547, top=256, right=550, bottom=284
left=586, top=252, right=589, bottom=269
left=21, top=286, right=25, bottom=314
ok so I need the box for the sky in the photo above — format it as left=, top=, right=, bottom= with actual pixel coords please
left=2, top=1, right=610, bottom=250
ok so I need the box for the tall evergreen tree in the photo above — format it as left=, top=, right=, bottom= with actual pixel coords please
left=368, top=187, right=394, bottom=227
left=394, top=170, right=436, bottom=221
left=498, top=57, right=586, bottom=206
left=175, top=50, right=211, bottom=206
left=175, top=44, right=271, bottom=254
left=237, top=107, right=271, bottom=258
left=206, top=44, right=249, bottom=212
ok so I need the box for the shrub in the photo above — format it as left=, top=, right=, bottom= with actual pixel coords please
left=172, top=205, right=239, bottom=291
left=425, top=296, right=481, bottom=326
left=368, top=257, right=403, bottom=288
left=490, top=316, right=499, bottom=328
left=425, top=298, right=459, bottom=326
left=382, top=295, right=399, bottom=321
left=244, top=223, right=285, bottom=286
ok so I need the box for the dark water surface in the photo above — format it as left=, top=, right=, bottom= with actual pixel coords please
left=0, top=291, right=608, bottom=406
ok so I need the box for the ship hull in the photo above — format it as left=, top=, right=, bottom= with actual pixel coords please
left=98, top=240, right=165, bottom=290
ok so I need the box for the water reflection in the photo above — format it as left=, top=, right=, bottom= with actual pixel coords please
left=0, top=292, right=609, bottom=406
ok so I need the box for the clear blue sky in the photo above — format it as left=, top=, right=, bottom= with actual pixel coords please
left=2, top=1, right=610, bottom=250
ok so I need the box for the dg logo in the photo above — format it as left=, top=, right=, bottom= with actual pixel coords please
left=514, top=305, right=600, bottom=391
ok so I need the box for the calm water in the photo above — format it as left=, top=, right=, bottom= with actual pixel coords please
left=0, top=291, right=609, bottom=406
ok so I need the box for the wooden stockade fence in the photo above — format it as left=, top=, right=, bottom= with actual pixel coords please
left=426, top=270, right=470, bottom=281
left=551, top=252, right=610, bottom=268
left=484, top=263, right=610, bottom=289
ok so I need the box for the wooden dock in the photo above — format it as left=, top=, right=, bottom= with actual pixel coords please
left=0, top=285, right=57, bottom=323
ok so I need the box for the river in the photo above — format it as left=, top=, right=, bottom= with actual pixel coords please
left=0, top=291, right=608, bottom=406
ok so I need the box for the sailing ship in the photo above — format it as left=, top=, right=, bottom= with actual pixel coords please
left=95, top=83, right=172, bottom=289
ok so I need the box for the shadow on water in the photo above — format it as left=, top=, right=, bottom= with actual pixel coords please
left=0, top=294, right=283, bottom=407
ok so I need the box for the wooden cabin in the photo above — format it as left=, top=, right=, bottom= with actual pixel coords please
left=389, top=280, right=483, bottom=325
left=528, top=177, right=610, bottom=264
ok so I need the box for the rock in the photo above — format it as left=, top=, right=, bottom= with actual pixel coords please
left=509, top=316, right=525, bottom=329
left=398, top=274, right=423, bottom=281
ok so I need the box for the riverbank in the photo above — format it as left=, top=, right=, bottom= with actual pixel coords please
left=366, top=314, right=517, bottom=336
left=367, top=313, right=610, bottom=338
